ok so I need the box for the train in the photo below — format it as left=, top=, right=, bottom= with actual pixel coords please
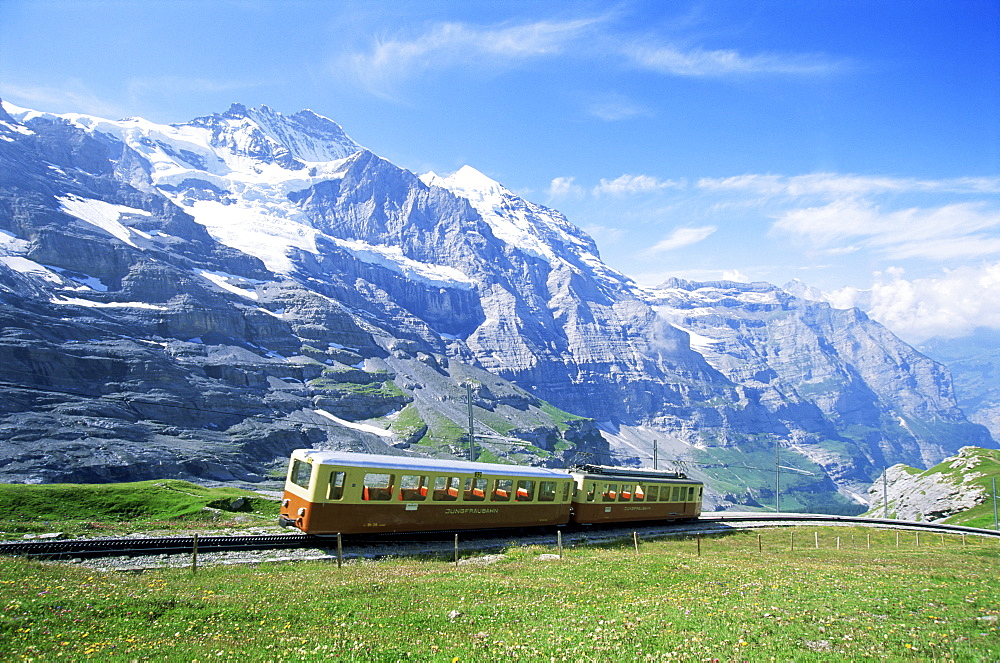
left=278, top=449, right=703, bottom=534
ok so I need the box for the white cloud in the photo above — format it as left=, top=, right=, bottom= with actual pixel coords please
left=645, top=225, right=717, bottom=254
left=699, top=173, right=1000, bottom=198
left=343, top=17, right=602, bottom=94
left=626, top=45, right=842, bottom=77
left=772, top=199, right=1000, bottom=260
left=593, top=174, right=685, bottom=196
left=826, top=264, right=1000, bottom=343
left=586, top=95, right=652, bottom=121
left=547, top=176, right=583, bottom=199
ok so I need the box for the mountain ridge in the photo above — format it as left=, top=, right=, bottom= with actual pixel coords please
left=0, top=100, right=992, bottom=511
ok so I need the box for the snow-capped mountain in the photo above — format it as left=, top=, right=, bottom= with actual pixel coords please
left=0, top=100, right=992, bottom=511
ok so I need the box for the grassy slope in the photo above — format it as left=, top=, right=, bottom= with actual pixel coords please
left=936, top=447, right=1000, bottom=529
left=0, top=480, right=280, bottom=539
left=0, top=527, right=997, bottom=661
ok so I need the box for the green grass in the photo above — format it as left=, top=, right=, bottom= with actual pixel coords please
left=0, top=481, right=280, bottom=540
left=538, top=402, right=589, bottom=432
left=0, top=527, right=997, bottom=661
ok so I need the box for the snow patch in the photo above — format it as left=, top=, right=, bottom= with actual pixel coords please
left=336, top=238, right=474, bottom=290
left=51, top=296, right=168, bottom=310
left=0, top=228, right=30, bottom=254
left=49, top=266, right=109, bottom=292
left=196, top=269, right=261, bottom=300
left=0, top=256, right=63, bottom=284
left=58, top=195, right=152, bottom=248
left=314, top=409, right=395, bottom=438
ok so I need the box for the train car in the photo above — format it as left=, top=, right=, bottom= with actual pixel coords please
left=279, top=449, right=575, bottom=534
left=569, top=464, right=703, bottom=525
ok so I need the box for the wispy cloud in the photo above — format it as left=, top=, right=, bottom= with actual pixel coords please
left=625, top=45, right=844, bottom=77
left=339, top=13, right=844, bottom=99
left=593, top=174, right=685, bottom=196
left=699, top=173, right=1000, bottom=198
left=343, top=17, right=604, bottom=95
left=772, top=199, right=1000, bottom=260
left=586, top=94, right=652, bottom=121
left=645, top=225, right=717, bottom=254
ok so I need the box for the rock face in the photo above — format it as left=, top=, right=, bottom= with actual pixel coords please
left=919, top=329, right=1000, bottom=441
left=0, top=100, right=993, bottom=511
left=865, top=447, right=994, bottom=522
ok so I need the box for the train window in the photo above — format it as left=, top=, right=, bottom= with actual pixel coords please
left=538, top=481, right=557, bottom=502
left=671, top=486, right=681, bottom=502
left=586, top=483, right=596, bottom=502
left=633, top=485, right=645, bottom=502
left=618, top=485, right=632, bottom=502
left=698, top=486, right=704, bottom=498
left=646, top=485, right=658, bottom=502
left=464, top=478, right=487, bottom=501
left=562, top=482, right=572, bottom=501
left=433, top=476, right=459, bottom=501
left=492, top=479, right=512, bottom=502
left=602, top=484, right=617, bottom=502
left=289, top=459, right=312, bottom=489
left=362, top=473, right=394, bottom=501
left=327, top=471, right=346, bottom=500
left=515, top=480, right=535, bottom=501
left=399, top=475, right=429, bottom=501
left=688, top=486, right=695, bottom=501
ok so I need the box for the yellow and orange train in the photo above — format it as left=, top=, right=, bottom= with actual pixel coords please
left=279, top=449, right=703, bottom=534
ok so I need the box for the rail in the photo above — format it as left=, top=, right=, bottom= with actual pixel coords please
left=0, top=512, right=996, bottom=560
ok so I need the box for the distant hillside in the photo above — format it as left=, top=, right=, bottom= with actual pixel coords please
left=865, top=447, right=1000, bottom=528
left=920, top=329, right=1000, bottom=440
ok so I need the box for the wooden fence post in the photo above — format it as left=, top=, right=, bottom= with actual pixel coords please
left=757, top=533, right=762, bottom=553
left=454, top=533, right=459, bottom=567
left=191, top=533, right=198, bottom=574
left=696, top=533, right=701, bottom=557
left=558, top=530, right=563, bottom=559
left=633, top=532, right=640, bottom=555
left=814, top=532, right=819, bottom=549
left=336, top=532, right=343, bottom=569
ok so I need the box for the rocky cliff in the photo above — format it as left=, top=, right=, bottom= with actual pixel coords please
left=865, top=447, right=1000, bottom=525
left=0, top=100, right=992, bottom=511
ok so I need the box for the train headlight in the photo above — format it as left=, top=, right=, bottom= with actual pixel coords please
left=297, top=507, right=307, bottom=517
left=282, top=499, right=290, bottom=507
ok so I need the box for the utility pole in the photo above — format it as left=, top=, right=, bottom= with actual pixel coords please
left=466, top=383, right=475, bottom=462
left=883, top=468, right=889, bottom=519
left=653, top=440, right=658, bottom=470
left=993, top=477, right=998, bottom=532
left=775, top=439, right=780, bottom=513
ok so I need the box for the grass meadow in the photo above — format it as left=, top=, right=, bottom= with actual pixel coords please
left=1, top=526, right=998, bottom=661
left=0, top=480, right=280, bottom=540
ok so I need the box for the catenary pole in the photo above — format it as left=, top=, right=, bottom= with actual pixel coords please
left=993, top=477, right=998, bottom=532
left=883, top=468, right=889, bottom=519
left=466, top=383, right=475, bottom=462
left=775, top=439, right=780, bottom=513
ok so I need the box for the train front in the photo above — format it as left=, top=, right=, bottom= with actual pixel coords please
left=278, top=451, right=316, bottom=532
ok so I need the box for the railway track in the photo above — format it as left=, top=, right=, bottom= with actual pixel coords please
left=1, top=513, right=996, bottom=561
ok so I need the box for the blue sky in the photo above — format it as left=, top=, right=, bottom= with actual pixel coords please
left=1, top=0, right=999, bottom=343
